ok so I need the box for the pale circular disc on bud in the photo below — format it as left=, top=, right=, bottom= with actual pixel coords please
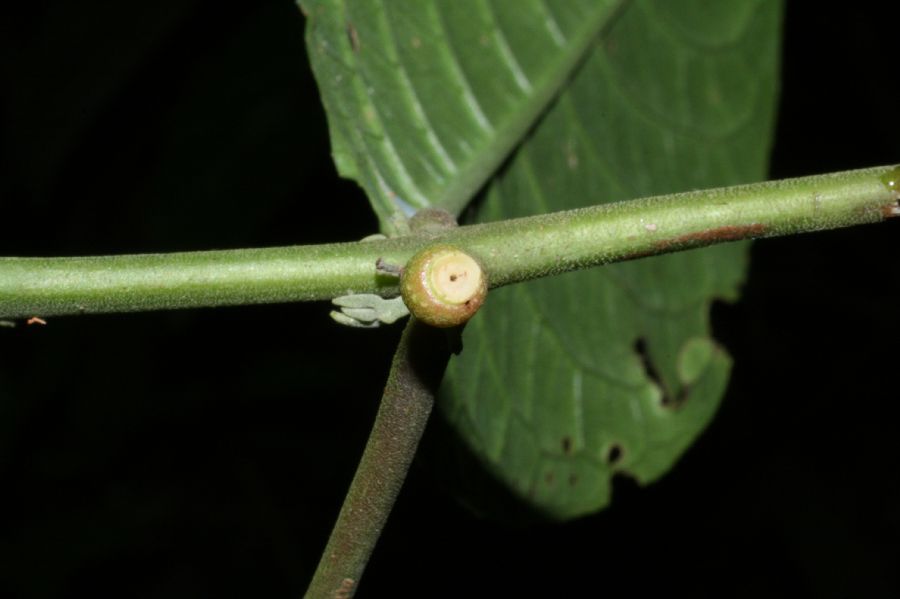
left=400, top=245, right=487, bottom=328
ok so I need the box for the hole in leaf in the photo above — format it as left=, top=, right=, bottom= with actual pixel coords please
left=670, top=387, right=689, bottom=408
left=634, top=337, right=689, bottom=408
left=634, top=337, right=662, bottom=385
left=606, top=443, right=623, bottom=465
left=561, top=436, right=572, bottom=454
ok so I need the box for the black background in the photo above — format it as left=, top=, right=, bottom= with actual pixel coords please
left=1, top=2, right=898, bottom=597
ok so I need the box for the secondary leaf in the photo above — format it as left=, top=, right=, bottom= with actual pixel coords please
left=441, top=0, right=782, bottom=518
left=300, top=0, right=623, bottom=233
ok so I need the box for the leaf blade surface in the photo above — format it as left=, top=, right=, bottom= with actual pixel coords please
left=441, top=0, right=781, bottom=518
left=301, top=0, right=623, bottom=232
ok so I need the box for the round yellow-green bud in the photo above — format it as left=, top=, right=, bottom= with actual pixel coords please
left=400, top=244, right=487, bottom=328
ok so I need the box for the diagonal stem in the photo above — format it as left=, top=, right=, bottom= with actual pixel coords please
left=304, top=317, right=453, bottom=598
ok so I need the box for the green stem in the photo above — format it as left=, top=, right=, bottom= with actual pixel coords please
left=304, top=317, right=451, bottom=599
left=1, top=165, right=898, bottom=319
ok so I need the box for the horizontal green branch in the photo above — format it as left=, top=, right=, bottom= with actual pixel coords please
left=1, top=165, right=897, bottom=319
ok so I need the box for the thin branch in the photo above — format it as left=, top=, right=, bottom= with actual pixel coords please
left=1, top=165, right=898, bottom=319
left=304, top=316, right=452, bottom=598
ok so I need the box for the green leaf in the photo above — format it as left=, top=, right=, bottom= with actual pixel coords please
left=302, top=0, right=782, bottom=519
left=300, top=0, right=623, bottom=233
left=441, top=0, right=782, bottom=519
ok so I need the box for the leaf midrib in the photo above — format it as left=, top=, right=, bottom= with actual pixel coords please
left=433, top=0, right=631, bottom=217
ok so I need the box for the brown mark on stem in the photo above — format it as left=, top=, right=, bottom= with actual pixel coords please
left=621, top=248, right=657, bottom=261
left=334, top=578, right=355, bottom=599
left=375, top=257, right=402, bottom=276
left=880, top=200, right=900, bottom=219
left=654, top=223, right=766, bottom=251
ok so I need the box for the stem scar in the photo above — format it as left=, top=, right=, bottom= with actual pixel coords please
left=334, top=578, right=355, bottom=598
left=881, top=201, right=900, bottom=218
